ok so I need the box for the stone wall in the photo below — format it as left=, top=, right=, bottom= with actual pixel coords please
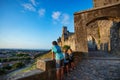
left=74, top=2, right=120, bottom=55
left=98, top=20, right=113, bottom=52
left=74, top=12, right=88, bottom=52
left=16, top=59, right=56, bottom=80
left=62, top=34, right=75, bottom=51
left=87, top=20, right=99, bottom=51
left=13, top=53, right=83, bottom=80
left=93, top=0, right=120, bottom=8
left=87, top=20, right=113, bottom=52
left=110, top=22, right=120, bottom=56
left=57, top=27, right=75, bottom=51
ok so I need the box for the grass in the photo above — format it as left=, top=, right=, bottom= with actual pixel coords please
left=8, top=51, right=52, bottom=76
left=21, top=51, right=52, bottom=72
left=36, top=51, right=52, bottom=59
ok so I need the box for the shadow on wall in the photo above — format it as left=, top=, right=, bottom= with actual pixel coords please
left=110, top=22, right=120, bottom=55
left=99, top=22, right=120, bottom=54
left=100, top=43, right=109, bottom=52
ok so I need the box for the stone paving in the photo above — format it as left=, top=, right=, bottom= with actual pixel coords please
left=64, top=52, right=120, bottom=80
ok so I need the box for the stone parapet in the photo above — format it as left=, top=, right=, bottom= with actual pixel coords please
left=15, top=59, right=56, bottom=80
left=74, top=2, right=120, bottom=15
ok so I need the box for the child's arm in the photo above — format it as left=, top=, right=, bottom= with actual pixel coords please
left=52, top=51, right=55, bottom=60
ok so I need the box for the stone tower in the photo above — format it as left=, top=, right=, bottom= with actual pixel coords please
left=93, top=0, right=120, bottom=7
left=62, top=26, right=68, bottom=41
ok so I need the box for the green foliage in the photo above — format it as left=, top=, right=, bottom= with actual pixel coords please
left=34, top=53, right=44, bottom=58
left=62, top=45, right=70, bottom=51
left=0, top=68, right=6, bottom=75
left=16, top=53, right=29, bottom=57
left=3, top=64, right=12, bottom=70
left=0, top=57, right=31, bottom=63
left=9, top=51, right=52, bottom=74
left=12, top=62, right=25, bottom=69
left=1, top=58, right=7, bottom=62
left=37, top=51, right=52, bottom=59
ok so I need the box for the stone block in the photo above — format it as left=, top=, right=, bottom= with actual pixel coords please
left=37, top=59, right=56, bottom=71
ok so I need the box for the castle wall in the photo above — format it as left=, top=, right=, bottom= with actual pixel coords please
left=62, top=35, right=75, bottom=51
left=74, top=3, right=120, bottom=55
left=97, top=20, right=113, bottom=52
left=87, top=21, right=99, bottom=50
left=110, top=22, right=120, bottom=56
left=74, top=13, right=88, bottom=52
left=87, top=20, right=113, bottom=52
left=93, top=0, right=120, bottom=7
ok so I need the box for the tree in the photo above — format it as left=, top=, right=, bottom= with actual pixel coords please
left=0, top=68, right=6, bottom=75
left=12, top=62, right=25, bottom=69
left=3, top=64, right=12, bottom=70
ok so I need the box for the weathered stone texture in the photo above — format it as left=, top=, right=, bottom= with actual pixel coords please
left=93, top=0, right=120, bottom=8
left=74, top=14, right=88, bottom=52
left=62, top=35, right=75, bottom=50
left=37, top=59, right=56, bottom=71
left=98, top=20, right=113, bottom=51
left=74, top=2, right=120, bottom=55
left=13, top=59, right=56, bottom=80
left=58, top=1, right=120, bottom=55
left=57, top=27, right=75, bottom=51
left=111, top=22, right=120, bottom=56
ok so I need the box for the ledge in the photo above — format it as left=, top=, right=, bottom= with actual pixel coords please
left=7, top=59, right=56, bottom=80
left=74, top=2, right=120, bottom=15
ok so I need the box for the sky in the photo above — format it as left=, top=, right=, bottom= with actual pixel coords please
left=0, top=0, right=93, bottom=49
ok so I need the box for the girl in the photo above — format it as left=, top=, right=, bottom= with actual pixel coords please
left=63, top=49, right=70, bottom=76
left=67, top=48, right=75, bottom=70
left=52, top=41, right=64, bottom=80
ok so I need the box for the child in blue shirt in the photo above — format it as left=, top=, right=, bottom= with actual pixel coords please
left=52, top=41, right=64, bottom=80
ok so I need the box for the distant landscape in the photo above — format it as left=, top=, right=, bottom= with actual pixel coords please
left=0, top=48, right=50, bottom=76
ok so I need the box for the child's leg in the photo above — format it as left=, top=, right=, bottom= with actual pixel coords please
left=60, top=60, right=64, bottom=80
left=66, top=64, right=69, bottom=74
left=56, top=69, right=61, bottom=80
left=56, top=60, right=61, bottom=80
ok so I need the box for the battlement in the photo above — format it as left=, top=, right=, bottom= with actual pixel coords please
left=93, top=0, right=120, bottom=7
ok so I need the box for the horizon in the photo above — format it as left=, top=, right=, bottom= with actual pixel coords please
left=0, top=0, right=93, bottom=49
left=0, top=48, right=50, bottom=50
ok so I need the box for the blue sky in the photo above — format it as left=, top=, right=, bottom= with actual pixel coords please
left=0, top=0, right=93, bottom=49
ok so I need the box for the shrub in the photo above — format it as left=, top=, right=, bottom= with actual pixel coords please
left=12, top=62, right=25, bottom=69
left=62, top=45, right=70, bottom=51
left=0, top=68, right=6, bottom=75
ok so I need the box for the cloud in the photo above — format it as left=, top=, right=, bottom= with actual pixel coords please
left=52, top=11, right=70, bottom=25
left=61, top=13, right=70, bottom=25
left=38, top=8, right=46, bottom=16
left=30, top=0, right=37, bottom=6
left=22, top=3, right=36, bottom=11
left=52, top=11, right=61, bottom=20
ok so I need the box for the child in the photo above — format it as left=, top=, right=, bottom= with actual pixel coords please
left=67, top=48, right=75, bottom=70
left=52, top=41, right=64, bottom=80
left=63, top=49, right=70, bottom=76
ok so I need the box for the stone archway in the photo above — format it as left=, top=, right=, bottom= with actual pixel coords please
left=87, top=35, right=97, bottom=51
left=74, top=3, right=120, bottom=53
left=86, top=19, right=120, bottom=55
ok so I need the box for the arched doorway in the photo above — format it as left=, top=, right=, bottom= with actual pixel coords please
left=87, top=35, right=97, bottom=51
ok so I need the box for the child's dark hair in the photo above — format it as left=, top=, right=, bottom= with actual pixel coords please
left=52, top=41, right=58, bottom=45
